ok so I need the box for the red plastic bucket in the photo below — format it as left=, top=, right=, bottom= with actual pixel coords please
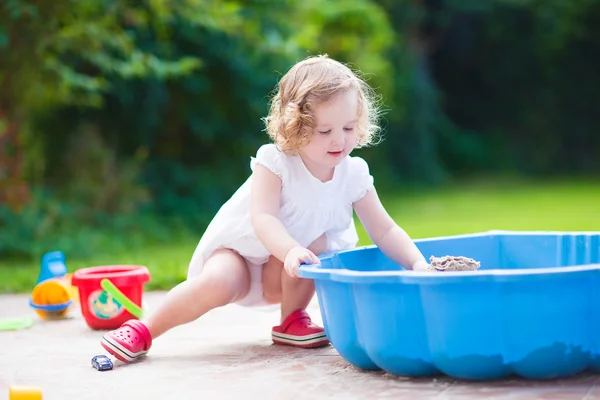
left=71, top=265, right=150, bottom=330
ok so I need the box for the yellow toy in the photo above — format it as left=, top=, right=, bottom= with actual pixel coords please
left=9, top=386, right=43, bottom=400
left=29, top=275, right=78, bottom=320
left=28, top=251, right=78, bottom=320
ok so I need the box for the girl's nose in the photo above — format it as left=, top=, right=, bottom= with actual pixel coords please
left=331, top=129, right=345, bottom=146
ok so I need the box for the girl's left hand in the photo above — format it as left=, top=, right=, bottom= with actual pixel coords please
left=412, top=260, right=430, bottom=272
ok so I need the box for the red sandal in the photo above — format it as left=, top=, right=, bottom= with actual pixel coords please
left=272, top=309, right=330, bottom=348
left=101, top=319, right=152, bottom=363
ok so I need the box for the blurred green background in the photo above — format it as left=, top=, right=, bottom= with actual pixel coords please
left=1, top=0, right=599, bottom=293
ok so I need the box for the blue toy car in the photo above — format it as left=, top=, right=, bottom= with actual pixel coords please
left=91, top=355, right=113, bottom=371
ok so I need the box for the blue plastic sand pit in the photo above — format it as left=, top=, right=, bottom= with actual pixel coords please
left=298, top=230, right=600, bottom=381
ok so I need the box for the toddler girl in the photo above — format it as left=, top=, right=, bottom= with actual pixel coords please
left=100, top=55, right=430, bottom=363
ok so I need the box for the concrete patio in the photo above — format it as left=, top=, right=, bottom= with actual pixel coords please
left=1, top=292, right=599, bottom=400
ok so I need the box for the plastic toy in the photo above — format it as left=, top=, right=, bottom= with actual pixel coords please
left=91, top=355, right=114, bottom=371
left=299, top=230, right=600, bottom=381
left=36, top=251, right=67, bottom=285
left=101, top=278, right=144, bottom=319
left=0, top=317, right=34, bottom=331
left=8, top=386, right=42, bottom=400
left=29, top=251, right=77, bottom=320
left=71, top=265, right=150, bottom=330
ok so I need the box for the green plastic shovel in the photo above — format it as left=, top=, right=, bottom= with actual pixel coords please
left=100, top=279, right=144, bottom=319
left=0, top=317, right=34, bottom=331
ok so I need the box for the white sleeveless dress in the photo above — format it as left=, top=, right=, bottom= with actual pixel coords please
left=187, top=143, right=374, bottom=308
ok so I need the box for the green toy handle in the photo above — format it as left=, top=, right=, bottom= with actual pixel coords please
left=100, top=279, right=143, bottom=319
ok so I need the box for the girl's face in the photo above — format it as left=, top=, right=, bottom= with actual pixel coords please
left=299, top=90, right=358, bottom=180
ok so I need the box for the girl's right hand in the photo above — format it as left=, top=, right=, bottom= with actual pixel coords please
left=284, top=246, right=320, bottom=278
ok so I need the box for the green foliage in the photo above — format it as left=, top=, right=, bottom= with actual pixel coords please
left=369, top=0, right=600, bottom=181
left=0, top=0, right=397, bottom=258
left=1, top=0, right=599, bottom=261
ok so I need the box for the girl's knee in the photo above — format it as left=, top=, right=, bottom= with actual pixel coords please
left=202, top=249, right=251, bottom=302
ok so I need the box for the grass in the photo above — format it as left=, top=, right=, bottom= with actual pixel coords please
left=364, top=176, right=600, bottom=238
left=1, top=177, right=598, bottom=294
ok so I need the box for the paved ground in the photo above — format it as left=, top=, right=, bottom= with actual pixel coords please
left=1, top=292, right=600, bottom=400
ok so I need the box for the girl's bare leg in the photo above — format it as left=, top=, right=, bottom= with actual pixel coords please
left=144, top=248, right=251, bottom=339
left=262, top=255, right=283, bottom=304
left=280, top=234, right=328, bottom=323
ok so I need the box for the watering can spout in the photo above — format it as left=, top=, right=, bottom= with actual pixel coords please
left=37, top=251, right=68, bottom=284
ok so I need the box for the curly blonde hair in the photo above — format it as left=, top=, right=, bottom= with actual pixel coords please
left=263, top=55, right=382, bottom=154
